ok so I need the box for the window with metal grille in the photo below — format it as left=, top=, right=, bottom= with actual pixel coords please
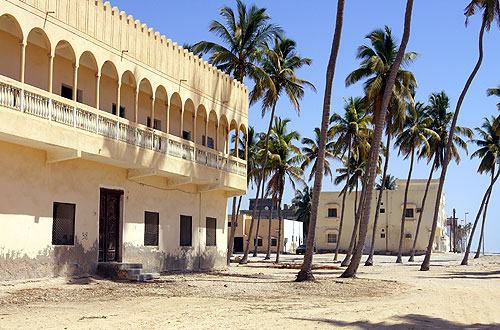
left=405, top=233, right=412, bottom=239
left=253, top=237, right=263, bottom=246
left=180, top=215, right=192, bottom=246
left=380, top=208, right=385, bottom=213
left=327, top=208, right=338, bottom=218
left=271, top=237, right=277, bottom=247
left=327, top=233, right=337, bottom=243
left=52, top=202, right=75, bottom=245
left=207, top=137, right=214, bottom=149
left=144, top=211, right=159, bottom=246
left=405, top=208, right=414, bottom=218
left=206, top=217, right=216, bottom=246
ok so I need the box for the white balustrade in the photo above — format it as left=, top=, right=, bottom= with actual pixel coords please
left=168, top=139, right=182, bottom=157
left=51, top=100, right=75, bottom=126
left=0, top=78, right=246, bottom=177
left=23, top=91, right=49, bottom=119
left=0, top=82, right=21, bottom=111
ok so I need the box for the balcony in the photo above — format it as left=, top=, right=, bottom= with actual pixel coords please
left=0, top=75, right=247, bottom=194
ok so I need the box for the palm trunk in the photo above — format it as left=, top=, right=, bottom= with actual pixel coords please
left=342, top=0, right=414, bottom=278
left=396, top=149, right=415, bottom=263
left=421, top=18, right=486, bottom=271
left=226, top=197, right=238, bottom=265
left=462, top=168, right=500, bottom=265
left=296, top=0, right=345, bottom=282
left=334, top=138, right=351, bottom=262
left=408, top=159, right=435, bottom=262
left=275, top=181, right=285, bottom=263
left=365, top=132, right=391, bottom=266
left=341, top=179, right=358, bottom=267
left=240, top=102, right=278, bottom=265
left=474, top=186, right=491, bottom=258
left=253, top=180, right=266, bottom=257
left=265, top=195, right=276, bottom=260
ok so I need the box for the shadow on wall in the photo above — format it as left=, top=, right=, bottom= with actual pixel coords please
left=123, top=243, right=226, bottom=272
left=0, top=238, right=98, bottom=281
left=292, top=314, right=500, bottom=330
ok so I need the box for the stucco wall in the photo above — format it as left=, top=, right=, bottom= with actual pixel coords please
left=317, top=179, right=447, bottom=255
left=0, top=140, right=228, bottom=280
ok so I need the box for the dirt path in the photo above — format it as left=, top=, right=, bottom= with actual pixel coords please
left=1, top=254, right=499, bottom=329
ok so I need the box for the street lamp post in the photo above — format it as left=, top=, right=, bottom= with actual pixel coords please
left=464, top=212, right=469, bottom=253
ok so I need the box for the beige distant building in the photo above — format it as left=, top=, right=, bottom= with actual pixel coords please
left=228, top=214, right=304, bottom=255
left=0, top=0, right=248, bottom=280
left=317, top=179, right=449, bottom=255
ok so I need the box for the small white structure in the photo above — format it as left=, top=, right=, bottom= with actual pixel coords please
left=283, top=219, right=304, bottom=253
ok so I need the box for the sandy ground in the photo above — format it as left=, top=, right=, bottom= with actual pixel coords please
left=1, top=253, right=499, bottom=330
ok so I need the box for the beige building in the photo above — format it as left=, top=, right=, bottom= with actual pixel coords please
left=0, top=0, right=248, bottom=280
left=317, top=179, right=449, bottom=255
left=228, top=214, right=303, bottom=254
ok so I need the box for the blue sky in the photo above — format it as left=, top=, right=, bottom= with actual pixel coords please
left=109, top=1, right=500, bottom=252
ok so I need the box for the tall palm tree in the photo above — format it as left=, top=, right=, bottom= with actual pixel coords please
left=291, top=186, right=312, bottom=237
left=422, top=0, right=500, bottom=271
left=408, top=92, right=472, bottom=262
left=335, top=154, right=367, bottom=267
left=297, top=0, right=345, bottom=282
left=193, top=0, right=281, bottom=83
left=486, top=84, right=500, bottom=110
left=265, top=117, right=306, bottom=263
left=240, top=36, right=315, bottom=265
left=365, top=99, right=406, bottom=267
left=301, top=127, right=336, bottom=182
left=462, top=116, right=500, bottom=265
left=342, top=0, right=415, bottom=278
left=227, top=126, right=260, bottom=264
left=394, top=102, right=436, bottom=263
left=329, top=97, right=371, bottom=262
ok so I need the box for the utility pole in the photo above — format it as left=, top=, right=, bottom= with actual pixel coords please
left=452, top=209, right=456, bottom=253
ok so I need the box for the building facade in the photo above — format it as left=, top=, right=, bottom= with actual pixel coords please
left=0, top=0, right=248, bottom=280
left=317, top=179, right=449, bottom=255
left=228, top=213, right=303, bottom=255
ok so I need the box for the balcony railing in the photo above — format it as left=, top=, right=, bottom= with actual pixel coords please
left=0, top=76, right=246, bottom=177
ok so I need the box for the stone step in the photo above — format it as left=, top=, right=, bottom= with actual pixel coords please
left=130, top=272, right=160, bottom=282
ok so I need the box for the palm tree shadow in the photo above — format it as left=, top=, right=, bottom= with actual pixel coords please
left=292, top=314, right=500, bottom=329
left=421, top=270, right=500, bottom=280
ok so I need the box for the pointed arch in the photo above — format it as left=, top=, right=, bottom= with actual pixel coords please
left=77, top=51, right=98, bottom=107
left=183, top=98, right=195, bottom=141
left=119, top=70, right=137, bottom=121
left=99, top=60, right=118, bottom=113
left=138, top=78, right=153, bottom=127
left=53, top=40, right=76, bottom=99
left=154, top=85, right=168, bottom=132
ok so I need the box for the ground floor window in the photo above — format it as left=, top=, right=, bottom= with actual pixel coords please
left=52, top=202, right=76, bottom=245
left=144, top=211, right=159, bottom=246
left=405, top=208, right=414, bottom=218
left=254, top=237, right=263, bottom=246
left=271, top=237, right=277, bottom=247
left=206, top=217, right=217, bottom=246
left=180, top=215, right=192, bottom=246
left=327, top=233, right=337, bottom=243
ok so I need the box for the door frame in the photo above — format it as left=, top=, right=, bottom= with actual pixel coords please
left=98, top=187, right=124, bottom=262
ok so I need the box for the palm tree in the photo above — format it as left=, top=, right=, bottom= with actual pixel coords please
left=227, top=126, right=260, bottom=264
left=296, top=0, right=345, bottom=282
left=291, top=186, right=312, bottom=237
left=193, top=0, right=281, bottom=83
left=486, top=84, right=500, bottom=110
left=336, top=154, right=367, bottom=267
left=301, top=127, right=336, bottom=182
left=240, top=36, right=315, bottom=265
left=422, top=0, right=500, bottom=271
left=329, top=97, right=371, bottom=262
left=265, top=117, right=306, bottom=263
left=342, top=0, right=415, bottom=278
left=376, top=174, right=398, bottom=190
left=462, top=116, right=500, bottom=265
left=408, top=92, right=472, bottom=262
left=365, top=99, right=406, bottom=267
left=394, top=102, right=436, bottom=263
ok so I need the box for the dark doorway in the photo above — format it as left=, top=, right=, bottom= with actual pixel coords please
left=99, top=189, right=122, bottom=262
left=234, top=237, right=244, bottom=253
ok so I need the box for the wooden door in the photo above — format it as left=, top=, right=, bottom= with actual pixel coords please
left=99, top=189, right=122, bottom=262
